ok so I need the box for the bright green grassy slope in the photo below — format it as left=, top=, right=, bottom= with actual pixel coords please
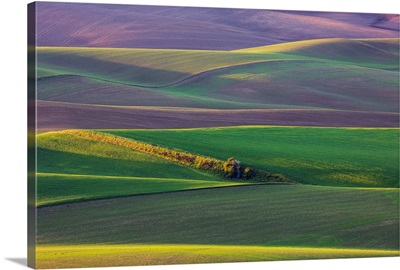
left=37, top=185, right=399, bottom=250
left=102, top=127, right=399, bottom=187
left=37, top=132, right=242, bottom=206
left=37, top=131, right=218, bottom=180
left=36, top=244, right=399, bottom=268
left=37, top=173, right=243, bottom=207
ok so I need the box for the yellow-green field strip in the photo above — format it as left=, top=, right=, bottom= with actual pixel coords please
left=36, top=244, right=399, bottom=268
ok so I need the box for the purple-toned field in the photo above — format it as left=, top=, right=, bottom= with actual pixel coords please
left=37, top=101, right=398, bottom=131
left=36, top=2, right=399, bottom=50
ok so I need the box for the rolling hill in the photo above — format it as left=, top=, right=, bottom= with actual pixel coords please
left=236, top=38, right=399, bottom=59
left=37, top=38, right=399, bottom=88
left=36, top=38, right=399, bottom=130
left=36, top=46, right=286, bottom=86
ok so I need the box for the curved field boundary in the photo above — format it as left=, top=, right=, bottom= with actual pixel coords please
left=37, top=56, right=388, bottom=90
left=63, top=130, right=292, bottom=183
left=148, top=59, right=312, bottom=89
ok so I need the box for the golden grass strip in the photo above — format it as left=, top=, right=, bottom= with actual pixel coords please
left=36, top=244, right=400, bottom=268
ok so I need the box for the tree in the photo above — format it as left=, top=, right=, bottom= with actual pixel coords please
left=223, top=157, right=236, bottom=178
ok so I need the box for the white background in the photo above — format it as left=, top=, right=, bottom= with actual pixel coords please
left=0, top=0, right=399, bottom=269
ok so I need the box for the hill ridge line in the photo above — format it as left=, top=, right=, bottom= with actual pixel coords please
left=234, top=37, right=400, bottom=54
left=37, top=59, right=303, bottom=89
left=38, top=182, right=277, bottom=208
left=37, top=172, right=224, bottom=182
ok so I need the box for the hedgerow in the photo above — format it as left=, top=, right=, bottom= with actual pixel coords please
left=63, top=130, right=293, bottom=183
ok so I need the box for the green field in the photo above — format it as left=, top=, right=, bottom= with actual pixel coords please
left=37, top=185, right=399, bottom=248
left=37, top=184, right=399, bottom=266
left=37, top=131, right=247, bottom=207
left=102, top=126, right=399, bottom=187
left=36, top=128, right=399, bottom=264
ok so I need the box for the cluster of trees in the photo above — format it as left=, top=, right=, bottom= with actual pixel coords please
left=65, top=130, right=292, bottom=183
left=221, top=157, right=290, bottom=182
